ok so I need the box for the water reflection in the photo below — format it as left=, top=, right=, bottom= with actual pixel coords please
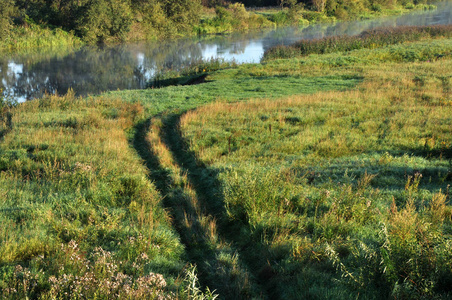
left=1, top=1, right=451, bottom=102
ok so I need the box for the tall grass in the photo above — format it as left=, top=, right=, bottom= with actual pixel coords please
left=2, top=33, right=452, bottom=299
left=263, top=25, right=452, bottom=60
left=0, top=24, right=82, bottom=53
left=180, top=56, right=452, bottom=298
left=0, top=93, right=192, bottom=298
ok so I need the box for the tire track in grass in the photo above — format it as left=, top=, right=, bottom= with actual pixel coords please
left=133, top=115, right=266, bottom=299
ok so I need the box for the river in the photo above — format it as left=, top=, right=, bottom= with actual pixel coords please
left=1, top=1, right=451, bottom=102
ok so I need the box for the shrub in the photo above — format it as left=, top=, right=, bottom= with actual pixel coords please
left=215, top=6, right=231, bottom=21
left=161, top=0, right=202, bottom=33
left=79, top=0, right=133, bottom=43
left=0, top=0, right=15, bottom=39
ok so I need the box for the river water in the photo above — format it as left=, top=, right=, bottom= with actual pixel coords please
left=1, top=1, right=451, bottom=102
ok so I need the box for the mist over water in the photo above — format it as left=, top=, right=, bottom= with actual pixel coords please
left=1, top=1, right=452, bottom=102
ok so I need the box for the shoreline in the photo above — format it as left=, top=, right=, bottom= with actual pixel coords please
left=0, top=3, right=438, bottom=54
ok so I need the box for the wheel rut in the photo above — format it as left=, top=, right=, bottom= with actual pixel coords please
left=132, top=114, right=268, bottom=299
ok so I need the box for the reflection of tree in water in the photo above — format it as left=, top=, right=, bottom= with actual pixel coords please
left=0, top=40, right=205, bottom=101
left=1, top=47, right=139, bottom=100
left=1, top=1, right=451, bottom=102
left=197, top=31, right=268, bottom=56
left=261, top=2, right=452, bottom=54
left=1, top=48, right=80, bottom=100
left=139, top=38, right=204, bottom=72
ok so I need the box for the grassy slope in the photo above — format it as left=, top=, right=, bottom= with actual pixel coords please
left=1, top=35, right=452, bottom=299
left=180, top=59, right=452, bottom=298
left=0, top=95, right=188, bottom=298
left=105, top=44, right=362, bottom=299
left=110, top=37, right=452, bottom=298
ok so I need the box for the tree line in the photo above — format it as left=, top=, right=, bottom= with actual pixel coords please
left=0, top=0, right=429, bottom=44
left=0, top=0, right=203, bottom=43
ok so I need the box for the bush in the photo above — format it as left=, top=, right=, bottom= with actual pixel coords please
left=0, top=0, right=15, bottom=39
left=161, top=0, right=202, bottom=33
left=215, top=5, right=231, bottom=21
left=78, top=0, right=133, bottom=43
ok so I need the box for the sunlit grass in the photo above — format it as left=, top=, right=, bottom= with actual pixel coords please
left=180, top=56, right=452, bottom=298
left=2, top=33, right=452, bottom=299
left=0, top=93, right=187, bottom=299
left=0, top=24, right=82, bottom=53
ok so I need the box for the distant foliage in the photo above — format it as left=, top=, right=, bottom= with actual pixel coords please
left=0, top=0, right=15, bottom=39
left=0, top=0, right=441, bottom=46
left=79, top=0, right=134, bottom=43
left=2, top=0, right=201, bottom=44
left=196, top=2, right=273, bottom=34
left=161, top=0, right=202, bottom=32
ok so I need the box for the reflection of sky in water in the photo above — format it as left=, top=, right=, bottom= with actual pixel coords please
left=1, top=1, right=452, bottom=102
left=201, top=1, right=452, bottom=63
left=2, top=62, right=27, bottom=102
left=203, top=41, right=264, bottom=63
left=136, top=52, right=156, bottom=79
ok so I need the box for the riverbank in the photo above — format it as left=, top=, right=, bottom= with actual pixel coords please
left=2, top=32, right=451, bottom=299
left=195, top=3, right=437, bottom=34
left=0, top=1, right=437, bottom=54
left=0, top=24, right=82, bottom=53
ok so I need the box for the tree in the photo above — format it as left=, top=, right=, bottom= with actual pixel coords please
left=79, top=0, right=133, bottom=43
left=312, top=0, right=326, bottom=11
left=280, top=0, right=297, bottom=8
left=0, top=0, right=15, bottom=39
left=161, top=0, right=202, bottom=33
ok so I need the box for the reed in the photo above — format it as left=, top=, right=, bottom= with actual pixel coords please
left=0, top=24, right=82, bottom=53
left=263, top=25, right=452, bottom=60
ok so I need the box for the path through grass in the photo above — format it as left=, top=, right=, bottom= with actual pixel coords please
left=2, top=35, right=452, bottom=299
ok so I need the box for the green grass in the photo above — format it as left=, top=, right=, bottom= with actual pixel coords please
left=178, top=45, right=452, bottom=299
left=110, top=72, right=360, bottom=115
left=263, top=25, right=452, bottom=61
left=109, top=37, right=452, bottom=298
left=0, top=94, right=194, bottom=299
left=1, top=34, right=452, bottom=299
left=0, top=24, right=82, bottom=53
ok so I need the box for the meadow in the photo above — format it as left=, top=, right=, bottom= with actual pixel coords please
left=0, top=93, right=217, bottom=299
left=1, top=27, right=452, bottom=299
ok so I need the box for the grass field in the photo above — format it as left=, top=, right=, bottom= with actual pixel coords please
left=1, top=31, right=452, bottom=299
left=179, top=59, right=452, bottom=298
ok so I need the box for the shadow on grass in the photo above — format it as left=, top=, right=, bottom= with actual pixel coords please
left=132, top=116, right=269, bottom=299
left=290, top=149, right=452, bottom=195
left=159, top=113, right=286, bottom=299
left=149, top=73, right=210, bottom=89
